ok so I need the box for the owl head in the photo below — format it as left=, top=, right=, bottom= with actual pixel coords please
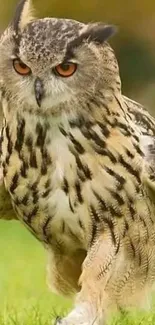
left=0, top=0, right=120, bottom=116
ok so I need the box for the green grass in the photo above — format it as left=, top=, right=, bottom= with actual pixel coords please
left=0, top=220, right=155, bottom=324
left=0, top=221, right=71, bottom=325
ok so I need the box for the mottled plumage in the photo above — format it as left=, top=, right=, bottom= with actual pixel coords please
left=1, top=0, right=155, bottom=324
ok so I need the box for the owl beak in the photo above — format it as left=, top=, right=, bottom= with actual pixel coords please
left=34, top=78, right=44, bottom=107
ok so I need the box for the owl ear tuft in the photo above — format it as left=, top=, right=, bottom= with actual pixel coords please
left=65, top=24, right=117, bottom=60
left=82, top=24, right=117, bottom=44
left=11, top=0, right=36, bottom=33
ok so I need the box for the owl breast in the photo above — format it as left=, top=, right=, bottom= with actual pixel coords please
left=1, top=99, right=146, bottom=257
left=1, top=112, right=91, bottom=253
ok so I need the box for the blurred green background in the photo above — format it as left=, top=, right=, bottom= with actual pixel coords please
left=0, top=0, right=155, bottom=112
left=0, top=1, right=155, bottom=324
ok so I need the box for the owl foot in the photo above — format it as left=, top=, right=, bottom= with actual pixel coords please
left=53, top=304, right=99, bottom=325
left=54, top=316, right=95, bottom=325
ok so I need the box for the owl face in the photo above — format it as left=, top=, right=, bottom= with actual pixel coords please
left=0, top=0, right=116, bottom=115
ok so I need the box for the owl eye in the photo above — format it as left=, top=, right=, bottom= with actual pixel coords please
left=13, top=59, right=31, bottom=76
left=54, top=62, right=77, bottom=77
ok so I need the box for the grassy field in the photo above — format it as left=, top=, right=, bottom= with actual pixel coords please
left=1, top=220, right=155, bottom=325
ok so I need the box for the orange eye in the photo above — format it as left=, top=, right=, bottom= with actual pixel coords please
left=54, top=62, right=77, bottom=77
left=13, top=59, right=31, bottom=76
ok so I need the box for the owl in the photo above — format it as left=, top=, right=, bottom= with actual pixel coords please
left=1, top=0, right=155, bottom=324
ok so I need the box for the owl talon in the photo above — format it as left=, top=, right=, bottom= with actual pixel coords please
left=54, top=316, right=62, bottom=325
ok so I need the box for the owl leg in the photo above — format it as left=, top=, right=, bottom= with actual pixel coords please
left=54, top=233, right=117, bottom=325
left=47, top=248, right=86, bottom=296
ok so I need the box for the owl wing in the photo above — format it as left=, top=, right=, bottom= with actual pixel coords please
left=124, top=96, right=155, bottom=204
left=0, top=103, right=17, bottom=220
left=0, top=176, right=17, bottom=220
left=139, top=134, right=155, bottom=205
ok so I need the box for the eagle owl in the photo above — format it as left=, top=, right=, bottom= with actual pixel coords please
left=1, top=0, right=155, bottom=324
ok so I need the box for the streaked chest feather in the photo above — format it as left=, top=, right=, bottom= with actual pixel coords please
left=1, top=113, right=92, bottom=249
left=1, top=108, right=147, bottom=252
